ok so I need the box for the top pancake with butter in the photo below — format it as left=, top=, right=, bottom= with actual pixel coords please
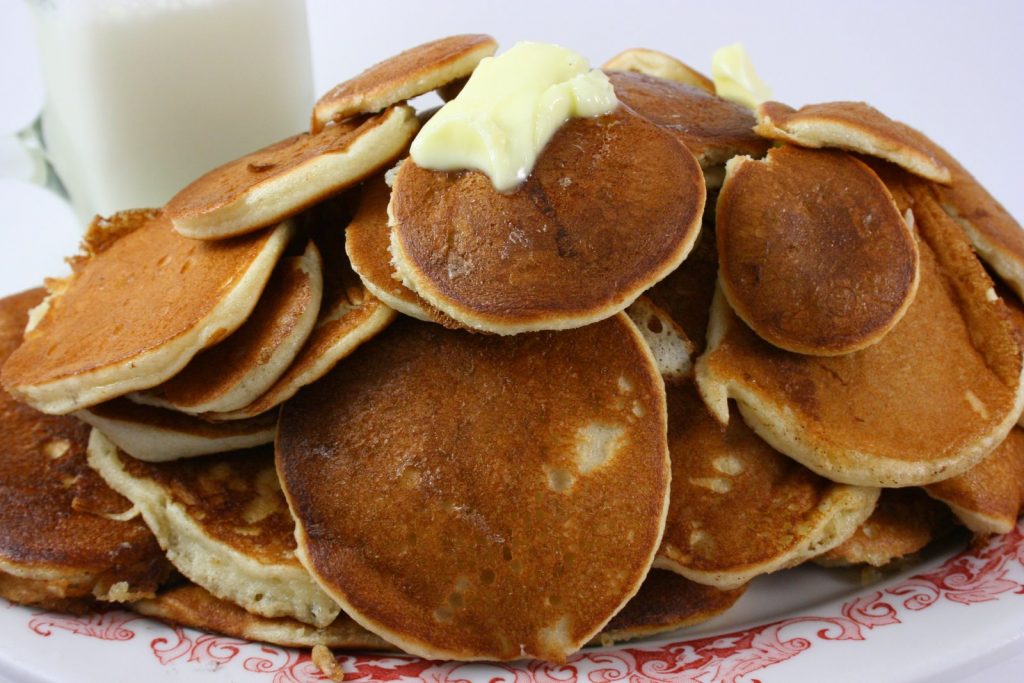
left=1, top=210, right=291, bottom=415
left=390, top=106, right=705, bottom=335
left=312, top=34, right=497, bottom=132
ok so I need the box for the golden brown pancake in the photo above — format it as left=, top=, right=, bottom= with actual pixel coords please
left=754, top=101, right=951, bottom=183
left=0, top=289, right=171, bottom=608
left=607, top=70, right=769, bottom=169
left=277, top=314, right=670, bottom=662
left=134, top=582, right=393, bottom=650
left=716, top=146, right=919, bottom=356
left=625, top=296, right=694, bottom=383
left=345, top=174, right=430, bottom=320
left=817, top=489, right=952, bottom=567
left=207, top=203, right=396, bottom=421
left=603, top=48, right=715, bottom=94
left=167, top=106, right=418, bottom=240
left=135, top=241, right=322, bottom=414
left=925, top=427, right=1024, bottom=536
left=1, top=211, right=292, bottom=415
left=657, top=382, right=878, bottom=589
left=76, top=399, right=276, bottom=462
left=696, top=173, right=1024, bottom=487
left=592, top=570, right=745, bottom=647
left=87, top=433, right=340, bottom=627
left=312, top=34, right=497, bottom=132
left=390, top=106, right=705, bottom=335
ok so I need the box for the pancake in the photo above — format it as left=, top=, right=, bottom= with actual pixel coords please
left=0, top=289, right=170, bottom=609
left=167, top=106, right=418, bottom=240
left=1, top=211, right=292, bottom=415
left=607, top=70, right=769, bottom=170
left=696, top=173, right=1024, bottom=487
left=716, top=146, right=918, bottom=356
left=602, top=48, right=715, bottom=94
left=277, top=314, right=670, bottom=662
left=390, top=106, right=705, bottom=335
left=134, top=240, right=323, bottom=414
left=656, top=382, right=878, bottom=589
left=345, top=173, right=430, bottom=320
left=817, top=489, right=951, bottom=568
left=312, top=34, right=497, bottom=132
left=87, top=431, right=340, bottom=627
left=134, top=583, right=393, bottom=650
left=207, top=204, right=396, bottom=421
left=753, top=101, right=952, bottom=183
left=591, top=570, right=744, bottom=647
left=76, top=399, right=276, bottom=462
left=925, top=427, right=1024, bottom=535
left=625, top=296, right=694, bottom=383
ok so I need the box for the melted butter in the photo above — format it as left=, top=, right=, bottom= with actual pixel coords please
left=410, top=42, right=618, bottom=192
left=711, top=43, right=772, bottom=110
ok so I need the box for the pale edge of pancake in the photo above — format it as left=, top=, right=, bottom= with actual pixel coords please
left=695, top=284, right=1024, bottom=487
left=753, top=109, right=951, bottom=184
left=75, top=410, right=276, bottom=462
left=135, top=241, right=325, bottom=415
left=386, top=174, right=707, bottom=336
left=173, top=106, right=419, bottom=240
left=282, top=312, right=673, bottom=662
left=924, top=492, right=1015, bottom=536
left=945, top=204, right=1024, bottom=304
left=207, top=298, right=397, bottom=421
left=602, top=49, right=715, bottom=94
left=312, top=40, right=497, bottom=129
left=86, top=430, right=340, bottom=628
left=654, top=485, right=880, bottom=590
left=625, top=296, right=694, bottom=383
left=9, top=221, right=294, bottom=415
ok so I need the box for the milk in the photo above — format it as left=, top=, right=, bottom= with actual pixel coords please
left=29, top=0, right=313, bottom=221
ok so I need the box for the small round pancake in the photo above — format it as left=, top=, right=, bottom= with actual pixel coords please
left=817, top=489, right=951, bottom=568
left=390, top=106, right=705, bottom=335
left=656, top=382, right=878, bottom=590
left=591, top=570, right=745, bottom=647
left=167, top=105, right=419, bottom=240
left=696, top=175, right=1024, bottom=488
left=925, top=427, right=1024, bottom=536
left=625, top=296, right=695, bottom=383
left=603, top=48, right=715, bottom=94
left=207, top=206, right=396, bottom=421
left=87, top=431, right=340, bottom=628
left=134, top=583, right=393, bottom=651
left=716, top=146, right=919, bottom=356
left=76, top=399, right=276, bottom=462
left=607, top=70, right=769, bottom=169
left=312, top=34, right=497, bottom=132
left=0, top=290, right=171, bottom=608
left=135, top=240, right=323, bottom=414
left=754, top=101, right=952, bottom=184
left=277, top=314, right=670, bottom=661
left=345, top=174, right=430, bottom=320
left=1, top=211, right=292, bottom=415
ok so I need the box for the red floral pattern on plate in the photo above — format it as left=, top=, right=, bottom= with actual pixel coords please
left=20, top=523, right=1024, bottom=682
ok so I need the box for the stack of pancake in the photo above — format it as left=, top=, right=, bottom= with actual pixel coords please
left=1, top=34, right=1023, bottom=669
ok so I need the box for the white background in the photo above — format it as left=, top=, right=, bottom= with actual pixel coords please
left=0, top=1, right=1022, bottom=681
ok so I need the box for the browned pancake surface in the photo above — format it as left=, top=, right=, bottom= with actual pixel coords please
left=819, top=489, right=950, bottom=567
left=0, top=289, right=168, bottom=601
left=1, top=211, right=281, bottom=395
left=82, top=398, right=276, bottom=438
left=717, top=146, right=918, bottom=355
left=608, top=70, right=768, bottom=167
left=603, top=49, right=715, bottom=94
left=313, top=34, right=497, bottom=131
left=926, top=427, right=1024, bottom=535
left=277, top=315, right=669, bottom=661
left=391, top=106, right=704, bottom=333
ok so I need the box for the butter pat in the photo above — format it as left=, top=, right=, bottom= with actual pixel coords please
left=712, top=43, right=772, bottom=110
left=410, top=42, right=618, bottom=192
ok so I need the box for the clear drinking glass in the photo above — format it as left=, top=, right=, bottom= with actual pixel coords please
left=26, top=0, right=314, bottom=222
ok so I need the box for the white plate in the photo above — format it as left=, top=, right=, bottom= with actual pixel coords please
left=1, top=522, right=1022, bottom=683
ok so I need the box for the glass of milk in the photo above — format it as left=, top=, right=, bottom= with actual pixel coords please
left=27, top=0, right=313, bottom=222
